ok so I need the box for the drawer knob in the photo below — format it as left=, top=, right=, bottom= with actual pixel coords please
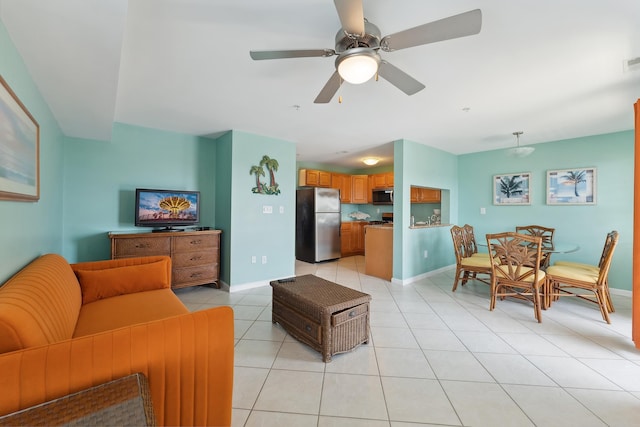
left=190, top=255, right=202, bottom=261
left=305, top=325, right=312, bottom=332
left=349, top=310, right=356, bottom=317
left=191, top=240, right=202, bottom=245
left=190, top=272, right=202, bottom=278
left=135, top=243, right=151, bottom=248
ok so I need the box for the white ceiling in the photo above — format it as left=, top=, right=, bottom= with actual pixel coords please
left=1, top=0, right=639, bottom=168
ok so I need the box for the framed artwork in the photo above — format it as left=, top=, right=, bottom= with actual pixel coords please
left=0, top=75, right=40, bottom=201
left=547, top=167, right=596, bottom=205
left=493, top=172, right=531, bottom=205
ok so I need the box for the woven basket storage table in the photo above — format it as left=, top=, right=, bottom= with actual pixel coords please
left=270, top=274, right=371, bottom=362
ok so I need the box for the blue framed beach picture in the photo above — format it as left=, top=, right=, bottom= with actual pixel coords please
left=0, top=75, right=39, bottom=202
left=546, top=167, right=596, bottom=205
left=493, top=172, right=531, bottom=205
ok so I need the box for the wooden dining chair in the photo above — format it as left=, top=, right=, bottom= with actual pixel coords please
left=545, top=230, right=619, bottom=323
left=462, top=224, right=490, bottom=258
left=486, top=232, right=546, bottom=323
left=515, top=225, right=555, bottom=269
left=450, top=225, right=492, bottom=292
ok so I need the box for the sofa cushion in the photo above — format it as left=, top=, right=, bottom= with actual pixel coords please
left=75, top=260, right=171, bottom=304
left=74, top=289, right=189, bottom=337
left=0, top=254, right=82, bottom=354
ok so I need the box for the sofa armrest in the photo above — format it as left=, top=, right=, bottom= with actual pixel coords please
left=0, top=306, right=234, bottom=427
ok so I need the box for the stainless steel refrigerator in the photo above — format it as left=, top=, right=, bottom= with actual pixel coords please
left=296, top=187, right=341, bottom=263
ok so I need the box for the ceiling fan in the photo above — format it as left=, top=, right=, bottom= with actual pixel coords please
left=249, top=0, right=482, bottom=103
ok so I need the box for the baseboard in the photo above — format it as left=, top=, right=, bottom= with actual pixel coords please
left=609, top=287, right=632, bottom=298
left=226, top=279, right=271, bottom=293
left=391, top=264, right=455, bottom=286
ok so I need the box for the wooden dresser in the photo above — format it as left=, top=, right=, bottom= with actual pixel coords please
left=109, top=230, right=221, bottom=289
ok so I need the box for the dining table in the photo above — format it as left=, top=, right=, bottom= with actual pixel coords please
left=477, top=241, right=580, bottom=254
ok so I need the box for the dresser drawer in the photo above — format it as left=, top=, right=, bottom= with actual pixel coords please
left=332, top=303, right=369, bottom=326
left=172, top=251, right=217, bottom=268
left=172, top=234, right=217, bottom=252
left=173, top=265, right=217, bottom=286
left=113, top=237, right=171, bottom=257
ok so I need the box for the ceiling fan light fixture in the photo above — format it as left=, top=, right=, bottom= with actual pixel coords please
left=507, top=131, right=535, bottom=157
left=336, top=48, right=380, bottom=84
left=362, top=157, right=380, bottom=166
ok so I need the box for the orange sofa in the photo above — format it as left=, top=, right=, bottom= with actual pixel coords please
left=0, top=253, right=233, bottom=426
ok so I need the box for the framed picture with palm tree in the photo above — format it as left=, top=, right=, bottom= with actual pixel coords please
left=546, top=167, right=596, bottom=205
left=493, top=172, right=531, bottom=205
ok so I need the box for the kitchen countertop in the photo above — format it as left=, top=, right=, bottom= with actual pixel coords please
left=409, top=223, right=450, bottom=229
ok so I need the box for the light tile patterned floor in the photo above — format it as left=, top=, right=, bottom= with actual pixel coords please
left=174, top=256, right=640, bottom=427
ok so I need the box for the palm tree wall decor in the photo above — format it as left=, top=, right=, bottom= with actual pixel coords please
left=250, top=155, right=281, bottom=195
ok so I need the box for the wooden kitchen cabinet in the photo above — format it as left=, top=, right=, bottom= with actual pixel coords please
left=371, top=172, right=394, bottom=189
left=351, top=221, right=366, bottom=253
left=410, top=186, right=441, bottom=203
left=299, top=169, right=331, bottom=187
left=351, top=175, right=369, bottom=204
left=331, top=173, right=352, bottom=203
left=341, top=221, right=366, bottom=256
left=340, top=222, right=353, bottom=256
left=364, top=226, right=393, bottom=280
left=110, top=230, right=221, bottom=289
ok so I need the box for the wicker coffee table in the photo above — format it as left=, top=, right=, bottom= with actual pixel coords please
left=270, top=274, right=371, bottom=362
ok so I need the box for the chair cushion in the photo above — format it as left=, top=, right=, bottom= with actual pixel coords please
left=471, top=252, right=491, bottom=258
left=461, top=256, right=492, bottom=268
left=546, top=265, right=598, bottom=284
left=495, top=265, right=546, bottom=283
left=553, top=261, right=599, bottom=274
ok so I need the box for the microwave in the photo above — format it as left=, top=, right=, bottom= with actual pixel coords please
left=372, top=188, right=393, bottom=205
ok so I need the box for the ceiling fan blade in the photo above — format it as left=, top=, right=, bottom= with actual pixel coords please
left=314, top=71, right=342, bottom=103
left=333, top=0, right=364, bottom=37
left=250, top=49, right=335, bottom=60
left=377, top=61, right=425, bottom=96
left=381, top=9, right=482, bottom=52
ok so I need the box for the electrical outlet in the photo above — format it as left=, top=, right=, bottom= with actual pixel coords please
left=263, top=205, right=273, bottom=214
left=251, top=256, right=256, bottom=264
left=480, top=207, right=486, bottom=215
left=279, top=206, right=284, bottom=214
left=262, top=255, right=267, bottom=264
left=424, top=250, right=428, bottom=258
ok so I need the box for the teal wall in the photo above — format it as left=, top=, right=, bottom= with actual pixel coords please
left=0, top=16, right=634, bottom=293
left=218, top=130, right=296, bottom=288
left=0, top=19, right=65, bottom=283
left=62, top=123, right=216, bottom=262
left=393, top=139, right=459, bottom=281
left=459, top=131, right=634, bottom=291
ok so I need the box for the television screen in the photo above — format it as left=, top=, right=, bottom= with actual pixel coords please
left=135, top=188, right=200, bottom=230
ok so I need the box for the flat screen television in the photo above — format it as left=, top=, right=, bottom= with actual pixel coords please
left=135, top=188, right=200, bottom=231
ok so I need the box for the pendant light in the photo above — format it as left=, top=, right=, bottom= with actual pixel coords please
left=507, top=131, right=534, bottom=157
